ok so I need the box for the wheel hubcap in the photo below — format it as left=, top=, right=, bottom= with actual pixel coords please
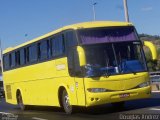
left=18, top=95, right=24, bottom=109
left=64, top=94, right=70, bottom=109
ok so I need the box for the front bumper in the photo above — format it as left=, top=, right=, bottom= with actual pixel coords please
left=86, top=86, right=151, bottom=106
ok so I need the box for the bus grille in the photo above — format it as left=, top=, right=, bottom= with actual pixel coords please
left=6, top=85, right=12, bottom=99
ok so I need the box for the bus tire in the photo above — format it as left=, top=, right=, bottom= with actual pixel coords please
left=17, top=92, right=26, bottom=110
left=62, top=89, right=72, bottom=114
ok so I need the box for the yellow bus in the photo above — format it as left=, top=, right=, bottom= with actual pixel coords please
left=2, top=21, right=157, bottom=114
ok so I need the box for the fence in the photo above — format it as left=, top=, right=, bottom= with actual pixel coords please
left=150, top=71, right=160, bottom=92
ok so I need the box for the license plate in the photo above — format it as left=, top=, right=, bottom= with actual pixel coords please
left=119, top=93, right=130, bottom=98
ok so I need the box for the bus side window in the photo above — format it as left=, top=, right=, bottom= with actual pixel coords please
left=65, top=31, right=78, bottom=48
left=39, top=40, right=48, bottom=60
left=10, top=52, right=16, bottom=68
left=51, top=34, right=65, bottom=57
left=25, top=47, right=29, bottom=63
left=20, top=48, right=26, bottom=65
left=28, top=44, right=38, bottom=63
left=47, top=40, right=51, bottom=58
left=3, top=54, right=10, bottom=70
left=51, top=37, right=56, bottom=57
left=15, top=51, right=20, bottom=66
left=67, top=48, right=74, bottom=76
left=66, top=48, right=81, bottom=77
left=65, top=31, right=79, bottom=76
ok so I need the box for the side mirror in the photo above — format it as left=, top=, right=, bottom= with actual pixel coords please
left=144, top=41, right=157, bottom=61
left=77, top=46, right=86, bottom=66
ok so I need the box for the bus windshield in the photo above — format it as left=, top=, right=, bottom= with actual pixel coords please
left=77, top=27, right=147, bottom=77
left=82, top=42, right=147, bottom=77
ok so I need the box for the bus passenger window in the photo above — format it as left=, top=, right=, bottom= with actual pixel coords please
left=67, top=48, right=74, bottom=76
left=3, top=55, right=10, bottom=70
left=20, top=49, right=26, bottom=65
left=15, top=51, right=20, bottom=66
left=28, top=44, right=38, bottom=63
left=51, top=34, right=65, bottom=57
left=10, top=52, right=16, bottom=68
left=39, top=40, right=48, bottom=60
left=65, top=31, right=77, bottom=47
left=47, top=40, right=51, bottom=58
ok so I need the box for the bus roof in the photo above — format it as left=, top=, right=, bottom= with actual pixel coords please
left=3, top=21, right=133, bottom=54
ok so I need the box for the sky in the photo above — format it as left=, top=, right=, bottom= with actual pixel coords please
left=0, top=0, right=160, bottom=49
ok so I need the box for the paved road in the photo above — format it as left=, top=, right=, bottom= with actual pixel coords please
left=0, top=93, right=160, bottom=120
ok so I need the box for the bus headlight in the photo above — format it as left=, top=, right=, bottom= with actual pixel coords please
left=87, top=88, right=107, bottom=93
left=138, top=81, right=150, bottom=88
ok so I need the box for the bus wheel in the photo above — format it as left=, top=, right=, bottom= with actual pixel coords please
left=17, top=93, right=26, bottom=110
left=62, top=89, right=72, bottom=114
